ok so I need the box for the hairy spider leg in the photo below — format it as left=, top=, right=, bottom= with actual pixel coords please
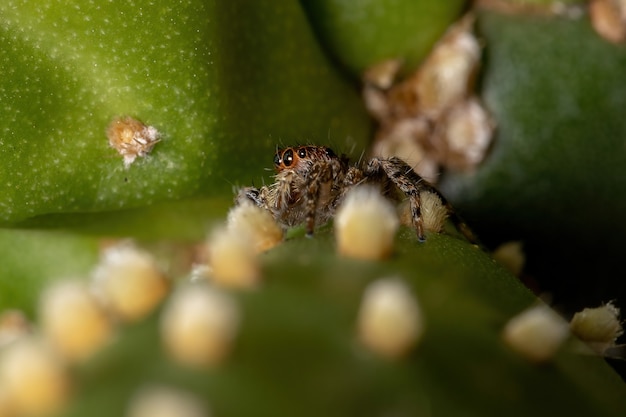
left=273, top=170, right=295, bottom=213
left=366, top=157, right=478, bottom=244
left=301, top=158, right=346, bottom=236
left=365, top=157, right=428, bottom=241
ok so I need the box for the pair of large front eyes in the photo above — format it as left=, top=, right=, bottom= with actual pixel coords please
left=274, top=148, right=307, bottom=168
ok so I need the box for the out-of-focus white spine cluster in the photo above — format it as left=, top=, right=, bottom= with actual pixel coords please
left=492, top=241, right=526, bottom=277
left=570, top=302, right=623, bottom=353
left=226, top=202, right=284, bottom=253
left=0, top=240, right=174, bottom=416
left=418, top=190, right=448, bottom=234
left=198, top=200, right=284, bottom=289
left=502, top=304, right=570, bottom=363
left=366, top=14, right=494, bottom=178
left=127, top=385, right=208, bottom=417
left=590, top=0, right=626, bottom=43
left=0, top=337, right=70, bottom=417
left=335, top=186, right=399, bottom=260
left=0, top=310, right=30, bottom=349
left=357, top=278, right=424, bottom=358
left=107, top=116, right=160, bottom=168
left=92, top=242, right=170, bottom=322
left=206, top=226, right=260, bottom=289
left=39, top=280, right=113, bottom=362
left=161, top=284, right=241, bottom=367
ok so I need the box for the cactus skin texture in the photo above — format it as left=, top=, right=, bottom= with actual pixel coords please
left=1, top=1, right=626, bottom=416
left=439, top=10, right=626, bottom=314
left=2, top=229, right=626, bottom=417
left=0, top=0, right=370, bottom=226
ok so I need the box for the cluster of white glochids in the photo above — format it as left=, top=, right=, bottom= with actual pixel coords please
left=0, top=242, right=172, bottom=417
left=107, top=116, right=160, bottom=169
left=589, top=0, right=626, bottom=44
left=364, top=15, right=493, bottom=182
left=1, top=185, right=622, bottom=417
left=0, top=187, right=424, bottom=416
left=503, top=301, right=624, bottom=363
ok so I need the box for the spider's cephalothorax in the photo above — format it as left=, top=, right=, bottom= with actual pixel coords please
left=237, top=145, right=474, bottom=242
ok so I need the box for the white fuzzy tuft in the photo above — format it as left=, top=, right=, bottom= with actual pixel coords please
left=438, top=98, right=494, bottom=171
left=335, top=186, right=399, bottom=260
left=92, top=242, right=169, bottom=322
left=227, top=202, right=283, bottom=253
left=127, top=385, right=208, bottom=417
left=357, top=278, right=424, bottom=358
left=0, top=310, right=30, bottom=349
left=419, top=190, right=448, bottom=234
left=570, top=302, right=623, bottom=353
left=590, top=0, right=626, bottom=43
left=503, top=304, right=570, bottom=363
left=492, top=241, right=525, bottom=277
left=207, top=227, right=260, bottom=289
left=161, top=284, right=240, bottom=367
left=107, top=116, right=160, bottom=168
left=416, top=17, right=481, bottom=119
left=40, top=280, right=113, bottom=362
left=0, top=337, right=70, bottom=416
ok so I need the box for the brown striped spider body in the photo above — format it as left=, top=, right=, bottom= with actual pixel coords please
left=237, top=145, right=474, bottom=242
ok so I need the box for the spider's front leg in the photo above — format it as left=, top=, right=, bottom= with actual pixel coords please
left=364, top=157, right=431, bottom=241
left=302, top=161, right=338, bottom=237
left=302, top=165, right=324, bottom=237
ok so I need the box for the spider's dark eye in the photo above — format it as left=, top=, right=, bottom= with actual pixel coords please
left=282, top=149, right=294, bottom=167
left=273, top=152, right=281, bottom=167
left=298, top=148, right=307, bottom=158
left=325, top=147, right=336, bottom=158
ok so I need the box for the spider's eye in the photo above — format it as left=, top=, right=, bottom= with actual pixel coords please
left=273, top=152, right=281, bottom=167
left=298, top=148, right=307, bottom=158
left=325, top=147, right=336, bottom=158
left=282, top=149, right=294, bottom=167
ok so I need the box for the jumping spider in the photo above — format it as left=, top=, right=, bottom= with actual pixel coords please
left=236, top=145, right=475, bottom=242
